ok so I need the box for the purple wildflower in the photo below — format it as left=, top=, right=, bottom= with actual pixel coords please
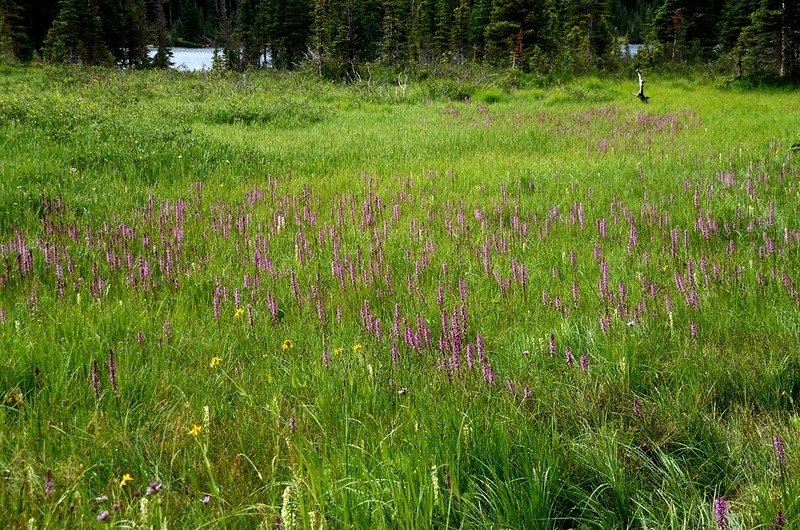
left=523, top=386, right=532, bottom=399
left=580, top=354, right=588, bottom=372
left=549, top=334, right=556, bottom=357
left=565, top=347, right=574, bottom=367
left=163, top=320, right=172, bottom=342
left=44, top=470, right=54, bottom=497
left=465, top=343, right=474, bottom=369
left=97, top=510, right=110, bottom=522
left=91, top=359, right=101, bottom=398
left=111, top=503, right=121, bottom=511
left=146, top=482, right=162, bottom=495
left=690, top=321, right=698, bottom=338
left=323, top=348, right=330, bottom=368
left=773, top=511, right=785, bottom=529
left=506, top=379, right=516, bottom=395
left=268, top=291, right=278, bottom=321
left=773, top=435, right=787, bottom=467
left=107, top=350, right=118, bottom=396
left=201, top=494, right=211, bottom=504
left=476, top=333, right=486, bottom=362
left=713, top=496, right=728, bottom=530
left=632, top=399, right=642, bottom=417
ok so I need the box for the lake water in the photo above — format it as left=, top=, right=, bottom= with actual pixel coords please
left=153, top=45, right=643, bottom=72
left=148, top=47, right=218, bottom=71
left=621, top=44, right=644, bottom=57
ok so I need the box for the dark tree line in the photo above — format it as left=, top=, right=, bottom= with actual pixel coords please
left=0, top=0, right=798, bottom=79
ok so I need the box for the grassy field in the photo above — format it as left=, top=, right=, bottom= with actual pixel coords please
left=1, top=65, right=799, bottom=528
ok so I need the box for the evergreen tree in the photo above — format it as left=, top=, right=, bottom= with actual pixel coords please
left=433, top=0, right=453, bottom=58
left=0, top=1, right=18, bottom=61
left=121, top=0, right=149, bottom=67
left=563, top=0, right=615, bottom=69
left=269, top=0, right=312, bottom=69
left=469, top=0, right=491, bottom=60
left=738, top=0, right=800, bottom=78
left=485, top=0, right=558, bottom=69
left=313, top=0, right=379, bottom=75
left=152, top=0, right=173, bottom=68
left=450, top=0, right=471, bottom=61
left=380, top=0, right=410, bottom=64
left=44, top=0, right=114, bottom=65
left=234, top=0, right=261, bottom=68
left=411, top=0, right=436, bottom=61
left=652, top=0, right=725, bottom=63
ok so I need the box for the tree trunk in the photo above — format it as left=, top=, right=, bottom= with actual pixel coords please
left=780, top=1, right=787, bottom=77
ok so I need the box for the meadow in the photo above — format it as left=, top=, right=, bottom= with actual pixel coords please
left=0, top=65, right=799, bottom=529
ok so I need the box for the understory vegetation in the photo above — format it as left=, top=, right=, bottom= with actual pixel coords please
left=1, top=66, right=799, bottom=528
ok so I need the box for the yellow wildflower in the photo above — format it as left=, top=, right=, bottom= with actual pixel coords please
left=352, top=343, right=363, bottom=352
left=120, top=473, right=133, bottom=487
left=281, top=339, right=294, bottom=351
left=234, top=307, right=245, bottom=318
left=334, top=348, right=343, bottom=355
left=188, top=424, right=202, bottom=437
left=209, top=356, right=222, bottom=368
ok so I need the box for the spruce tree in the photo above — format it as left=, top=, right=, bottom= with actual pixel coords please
left=450, top=0, right=471, bottom=61
left=152, top=0, right=173, bottom=68
left=381, top=0, right=410, bottom=64
left=44, top=0, right=114, bottom=65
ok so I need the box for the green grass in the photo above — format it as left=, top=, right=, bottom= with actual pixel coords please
left=1, top=64, right=799, bottom=528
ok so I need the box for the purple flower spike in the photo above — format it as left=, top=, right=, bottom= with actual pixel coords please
left=323, top=348, right=331, bottom=368
left=201, top=494, right=211, bottom=505
left=91, top=359, right=101, bottom=398
left=107, top=350, right=118, bottom=396
left=580, top=354, right=588, bottom=372
left=632, top=399, right=642, bottom=417
left=565, top=347, right=575, bottom=367
left=713, top=496, right=728, bottom=530
left=773, top=435, right=787, bottom=467
left=97, top=510, right=110, bottom=522
left=774, top=510, right=785, bottom=529
left=44, top=470, right=54, bottom=497
left=506, top=379, right=516, bottom=395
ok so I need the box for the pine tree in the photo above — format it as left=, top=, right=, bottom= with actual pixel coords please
left=0, top=1, right=16, bottom=61
left=433, top=0, right=453, bottom=58
left=563, top=0, right=615, bottom=70
left=738, top=0, right=800, bottom=78
left=450, top=0, right=471, bottom=61
left=122, top=0, right=148, bottom=67
left=469, top=0, right=491, bottom=60
left=411, top=0, right=436, bottom=61
left=380, top=0, right=410, bottom=64
left=44, top=0, right=114, bottom=65
left=235, top=0, right=261, bottom=68
left=152, top=0, right=173, bottom=68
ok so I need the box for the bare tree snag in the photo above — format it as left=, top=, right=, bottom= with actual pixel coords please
left=634, top=68, right=650, bottom=103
